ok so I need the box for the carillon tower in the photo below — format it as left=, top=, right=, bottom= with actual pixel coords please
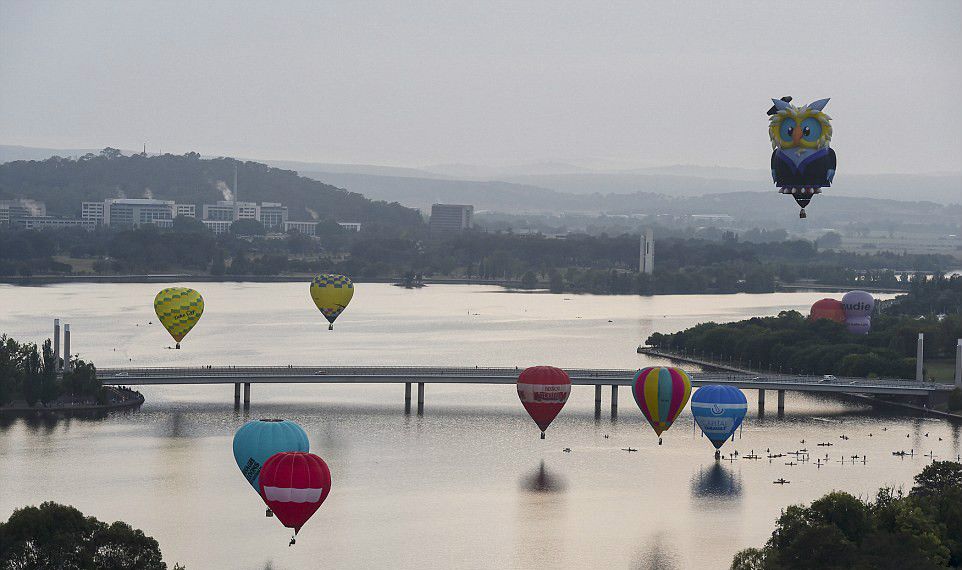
left=640, top=228, right=654, bottom=274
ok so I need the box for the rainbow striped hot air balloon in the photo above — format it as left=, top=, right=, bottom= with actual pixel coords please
left=632, top=366, right=692, bottom=445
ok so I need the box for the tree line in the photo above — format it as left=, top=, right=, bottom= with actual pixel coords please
left=2, top=221, right=955, bottom=297
left=732, top=461, right=962, bottom=569
left=0, top=334, right=101, bottom=407
left=646, top=276, right=962, bottom=380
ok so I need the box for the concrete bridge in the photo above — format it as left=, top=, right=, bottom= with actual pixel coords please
left=98, top=365, right=952, bottom=416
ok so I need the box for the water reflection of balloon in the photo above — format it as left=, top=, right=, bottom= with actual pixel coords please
left=259, top=452, right=332, bottom=545
left=691, top=385, right=748, bottom=458
left=517, top=366, right=571, bottom=439
left=632, top=367, right=692, bottom=445
left=153, top=287, right=204, bottom=349
left=310, top=274, right=354, bottom=330
left=520, top=460, right=567, bottom=494
left=690, top=463, right=742, bottom=499
left=233, top=419, right=310, bottom=493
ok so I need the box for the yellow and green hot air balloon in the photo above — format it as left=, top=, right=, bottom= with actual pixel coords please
left=310, top=274, right=354, bottom=330
left=153, top=287, right=204, bottom=349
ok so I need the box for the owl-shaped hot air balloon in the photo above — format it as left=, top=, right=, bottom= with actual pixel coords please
left=767, top=96, right=836, bottom=219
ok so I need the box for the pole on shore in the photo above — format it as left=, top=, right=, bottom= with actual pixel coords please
left=916, top=333, right=924, bottom=382
left=955, top=338, right=962, bottom=388
left=53, top=319, right=61, bottom=373
left=63, top=324, right=72, bottom=373
left=404, top=382, right=412, bottom=413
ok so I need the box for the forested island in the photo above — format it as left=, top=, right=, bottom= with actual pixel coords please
left=0, top=334, right=139, bottom=411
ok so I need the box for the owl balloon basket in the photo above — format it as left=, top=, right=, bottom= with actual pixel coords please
left=780, top=187, right=821, bottom=219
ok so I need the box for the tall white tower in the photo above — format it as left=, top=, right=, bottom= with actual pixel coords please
left=640, top=228, right=654, bottom=274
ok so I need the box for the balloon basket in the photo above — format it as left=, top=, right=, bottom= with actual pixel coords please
left=799, top=209, right=806, bottom=219
left=540, top=432, right=545, bottom=440
left=715, top=450, right=721, bottom=461
left=289, top=536, right=296, bottom=547
left=328, top=324, right=334, bottom=331
left=658, top=437, right=663, bottom=446
left=266, top=508, right=274, bottom=518
left=175, top=342, right=180, bottom=349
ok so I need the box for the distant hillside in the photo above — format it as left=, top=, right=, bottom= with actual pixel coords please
left=301, top=170, right=962, bottom=231
left=0, top=151, right=424, bottom=230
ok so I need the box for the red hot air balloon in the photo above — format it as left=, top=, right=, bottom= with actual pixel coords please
left=517, top=366, right=571, bottom=439
left=809, top=298, right=845, bottom=324
left=259, top=452, right=332, bottom=545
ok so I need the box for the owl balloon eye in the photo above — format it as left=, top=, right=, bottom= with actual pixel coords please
left=801, top=117, right=822, bottom=142
left=779, top=119, right=796, bottom=143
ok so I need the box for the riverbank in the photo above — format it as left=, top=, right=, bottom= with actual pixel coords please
left=0, top=386, right=144, bottom=414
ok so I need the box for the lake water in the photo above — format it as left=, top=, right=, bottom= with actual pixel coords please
left=1, top=283, right=958, bottom=570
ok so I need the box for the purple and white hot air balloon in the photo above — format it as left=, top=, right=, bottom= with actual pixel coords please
left=842, top=290, right=874, bottom=334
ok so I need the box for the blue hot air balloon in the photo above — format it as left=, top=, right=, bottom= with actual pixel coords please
left=233, top=419, right=310, bottom=492
left=691, top=386, right=747, bottom=456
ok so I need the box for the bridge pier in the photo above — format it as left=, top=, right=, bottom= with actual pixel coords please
left=611, top=385, right=618, bottom=419
left=777, top=389, right=785, bottom=415
left=404, top=382, right=412, bottom=413
left=233, top=383, right=241, bottom=407
left=417, top=382, right=424, bottom=415
left=594, top=385, right=602, bottom=417
left=243, top=383, right=251, bottom=407
left=758, top=389, right=766, bottom=415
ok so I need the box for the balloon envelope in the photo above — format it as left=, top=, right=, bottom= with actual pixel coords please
left=310, top=274, right=355, bottom=328
left=810, top=298, right=845, bottom=324
left=842, top=290, right=874, bottom=318
left=846, top=316, right=872, bottom=335
left=154, top=287, right=204, bottom=343
left=517, top=366, right=571, bottom=434
left=691, top=385, right=748, bottom=450
left=259, top=452, right=332, bottom=533
left=632, top=367, right=692, bottom=437
left=233, top=419, right=310, bottom=492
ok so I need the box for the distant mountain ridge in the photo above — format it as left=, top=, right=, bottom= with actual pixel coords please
left=3, top=144, right=959, bottom=205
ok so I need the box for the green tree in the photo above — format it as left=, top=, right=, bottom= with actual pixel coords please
left=0, top=502, right=169, bottom=569
left=520, top=271, right=538, bottom=289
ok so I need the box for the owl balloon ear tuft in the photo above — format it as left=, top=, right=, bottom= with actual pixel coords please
left=767, top=95, right=837, bottom=219
left=766, top=96, right=793, bottom=116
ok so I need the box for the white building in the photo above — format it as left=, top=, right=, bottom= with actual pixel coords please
left=202, top=220, right=233, bottom=234
left=284, top=221, right=317, bottom=236
left=22, top=217, right=96, bottom=231
left=175, top=204, right=196, bottom=218
left=203, top=201, right=260, bottom=222
left=0, top=199, right=46, bottom=224
left=81, top=198, right=194, bottom=227
left=338, top=222, right=362, bottom=232
left=259, top=203, right=289, bottom=229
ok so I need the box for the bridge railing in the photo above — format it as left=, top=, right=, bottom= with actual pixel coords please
left=95, top=366, right=949, bottom=390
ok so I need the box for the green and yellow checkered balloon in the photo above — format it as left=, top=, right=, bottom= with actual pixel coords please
left=310, top=274, right=354, bottom=330
left=154, top=287, right=204, bottom=348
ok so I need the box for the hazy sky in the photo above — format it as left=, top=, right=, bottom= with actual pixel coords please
left=2, top=1, right=960, bottom=173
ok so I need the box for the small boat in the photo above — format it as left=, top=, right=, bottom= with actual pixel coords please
left=744, top=454, right=761, bottom=460
left=773, top=478, right=790, bottom=484
left=622, top=448, right=638, bottom=452
left=562, top=448, right=571, bottom=453
left=817, top=442, right=834, bottom=447
left=840, top=435, right=849, bottom=440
